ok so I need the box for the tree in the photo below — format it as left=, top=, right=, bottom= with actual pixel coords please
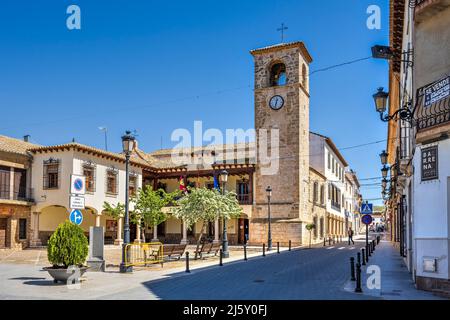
left=102, top=202, right=125, bottom=241
left=131, top=185, right=179, bottom=242
left=172, top=187, right=242, bottom=259
left=305, top=223, right=316, bottom=249
left=47, top=221, right=88, bottom=268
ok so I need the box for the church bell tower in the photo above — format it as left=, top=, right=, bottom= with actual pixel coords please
left=249, top=42, right=313, bottom=246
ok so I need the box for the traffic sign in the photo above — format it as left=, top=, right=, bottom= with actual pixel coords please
left=70, top=174, right=86, bottom=195
left=360, top=203, right=373, bottom=215
left=70, top=209, right=83, bottom=225
left=70, top=195, right=85, bottom=210
left=361, top=214, right=373, bottom=225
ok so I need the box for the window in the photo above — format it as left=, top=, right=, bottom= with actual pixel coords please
left=0, top=165, right=10, bottom=199
left=129, top=175, right=137, bottom=196
left=83, top=165, right=96, bottom=193
left=237, top=181, right=250, bottom=204
left=43, top=159, right=60, bottom=189
left=327, top=152, right=331, bottom=169
left=106, top=170, right=118, bottom=195
left=13, top=168, right=27, bottom=200
left=19, top=218, right=27, bottom=240
left=313, top=216, right=318, bottom=238
left=270, top=63, right=287, bottom=86
left=320, top=185, right=325, bottom=205
left=313, top=182, right=318, bottom=203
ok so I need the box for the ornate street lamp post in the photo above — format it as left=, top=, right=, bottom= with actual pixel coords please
left=266, top=186, right=272, bottom=251
left=120, top=130, right=135, bottom=273
left=372, top=87, right=413, bottom=122
left=220, top=170, right=229, bottom=258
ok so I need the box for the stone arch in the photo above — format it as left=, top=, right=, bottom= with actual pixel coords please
left=268, top=60, right=287, bottom=87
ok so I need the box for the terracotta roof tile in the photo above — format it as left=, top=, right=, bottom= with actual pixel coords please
left=0, top=135, right=40, bottom=156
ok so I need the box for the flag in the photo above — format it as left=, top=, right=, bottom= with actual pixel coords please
left=213, top=174, right=220, bottom=190
left=179, top=176, right=187, bottom=192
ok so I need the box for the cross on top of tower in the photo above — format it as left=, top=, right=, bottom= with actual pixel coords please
left=277, top=23, right=288, bottom=43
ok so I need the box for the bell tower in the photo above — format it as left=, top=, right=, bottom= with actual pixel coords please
left=249, top=42, right=313, bottom=246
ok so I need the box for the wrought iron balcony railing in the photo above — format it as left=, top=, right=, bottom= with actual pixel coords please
left=0, top=185, right=34, bottom=202
left=414, top=76, right=450, bottom=132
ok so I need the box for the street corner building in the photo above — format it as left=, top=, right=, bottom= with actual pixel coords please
left=0, top=42, right=362, bottom=250
left=381, top=0, right=450, bottom=294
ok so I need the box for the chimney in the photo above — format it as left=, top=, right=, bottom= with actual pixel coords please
left=23, top=135, right=30, bottom=142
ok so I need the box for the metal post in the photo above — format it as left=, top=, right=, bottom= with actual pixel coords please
left=263, top=243, right=266, bottom=257
left=277, top=242, right=280, bottom=254
left=289, top=240, right=292, bottom=251
left=368, top=243, right=371, bottom=257
left=362, top=248, right=366, bottom=265
left=328, top=236, right=332, bottom=245
left=244, top=244, right=247, bottom=261
left=355, top=263, right=362, bottom=293
left=350, top=257, right=356, bottom=281
left=219, top=249, right=223, bottom=266
left=221, top=181, right=229, bottom=258
left=267, top=195, right=272, bottom=251
left=120, top=153, right=132, bottom=273
left=185, top=252, right=190, bottom=273
left=323, top=237, right=326, bottom=246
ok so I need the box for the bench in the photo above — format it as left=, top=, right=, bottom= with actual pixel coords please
left=194, top=242, right=221, bottom=259
left=162, top=244, right=187, bottom=260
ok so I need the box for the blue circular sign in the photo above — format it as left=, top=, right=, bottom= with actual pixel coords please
left=74, top=178, right=83, bottom=192
left=70, top=209, right=83, bottom=225
left=361, top=214, right=373, bottom=225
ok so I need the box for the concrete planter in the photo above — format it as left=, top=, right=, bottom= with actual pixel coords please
left=43, top=266, right=88, bottom=284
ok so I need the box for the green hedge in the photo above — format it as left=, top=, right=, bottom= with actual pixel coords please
left=47, top=221, right=88, bottom=268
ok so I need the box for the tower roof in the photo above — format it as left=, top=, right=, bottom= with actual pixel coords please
left=250, top=41, right=313, bottom=63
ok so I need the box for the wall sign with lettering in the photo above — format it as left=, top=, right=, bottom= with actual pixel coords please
left=424, top=76, right=450, bottom=107
left=421, top=146, right=438, bottom=181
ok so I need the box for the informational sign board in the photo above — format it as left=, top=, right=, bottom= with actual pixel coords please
left=70, top=209, right=83, bottom=225
left=70, top=195, right=85, bottom=210
left=360, top=203, right=373, bottom=215
left=70, top=174, right=86, bottom=195
left=421, top=146, right=438, bottom=181
left=424, top=76, right=449, bottom=107
left=361, top=214, right=373, bottom=225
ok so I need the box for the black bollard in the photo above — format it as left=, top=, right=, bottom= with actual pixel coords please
left=219, top=249, right=223, bottom=266
left=263, top=243, right=266, bottom=257
left=289, top=240, right=292, bottom=251
left=367, top=243, right=371, bottom=258
left=357, top=252, right=361, bottom=266
left=355, top=262, right=362, bottom=293
left=185, top=252, right=190, bottom=273
left=350, top=257, right=356, bottom=281
left=244, top=244, right=247, bottom=261
left=323, top=237, right=326, bottom=246
left=361, top=248, right=366, bottom=265
left=277, top=242, right=280, bottom=254
left=372, top=240, right=376, bottom=252
left=329, top=236, right=332, bottom=245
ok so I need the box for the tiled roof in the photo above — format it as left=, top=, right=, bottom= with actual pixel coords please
left=148, top=142, right=255, bottom=156
left=0, top=135, right=40, bottom=156
left=250, top=41, right=313, bottom=63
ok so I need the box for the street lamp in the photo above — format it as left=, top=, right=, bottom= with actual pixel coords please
left=120, top=130, right=135, bottom=273
left=266, top=186, right=273, bottom=251
left=381, top=178, right=388, bottom=189
left=372, top=87, right=413, bottom=122
left=381, top=166, right=389, bottom=179
left=379, top=150, right=388, bottom=166
left=219, top=169, right=229, bottom=258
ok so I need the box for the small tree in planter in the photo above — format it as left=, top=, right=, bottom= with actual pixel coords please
left=305, top=223, right=316, bottom=249
left=45, top=220, right=89, bottom=283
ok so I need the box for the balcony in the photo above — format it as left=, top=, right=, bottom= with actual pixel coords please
left=415, top=0, right=450, bottom=24
left=414, top=76, right=450, bottom=140
left=237, top=193, right=252, bottom=205
left=0, top=185, right=34, bottom=203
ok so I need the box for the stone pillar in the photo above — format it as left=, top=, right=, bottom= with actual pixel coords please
left=135, top=224, right=141, bottom=243
left=114, top=217, right=123, bottom=245
left=152, top=224, right=158, bottom=242
left=30, top=212, right=42, bottom=247
left=180, top=220, right=188, bottom=244
left=213, top=218, right=219, bottom=243
left=95, top=214, right=101, bottom=227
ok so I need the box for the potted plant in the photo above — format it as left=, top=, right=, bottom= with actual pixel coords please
left=43, top=220, right=89, bottom=284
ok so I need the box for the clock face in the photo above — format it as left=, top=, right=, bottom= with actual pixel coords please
left=269, top=95, right=284, bottom=110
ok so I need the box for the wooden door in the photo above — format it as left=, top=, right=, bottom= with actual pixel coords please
left=0, top=218, right=7, bottom=248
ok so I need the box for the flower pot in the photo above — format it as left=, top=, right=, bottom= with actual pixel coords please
left=43, top=266, right=88, bottom=284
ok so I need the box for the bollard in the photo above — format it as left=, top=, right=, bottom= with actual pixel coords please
left=323, top=237, right=326, bottom=246
left=367, top=243, right=371, bottom=258
left=185, top=252, right=190, bottom=273
left=357, top=252, right=361, bottom=266
left=350, top=257, right=356, bottom=281
left=372, top=240, right=376, bottom=252
left=244, top=244, right=247, bottom=261
left=329, top=236, right=332, bottom=245
left=277, top=242, right=280, bottom=254
left=289, top=240, right=292, bottom=251
left=263, top=243, right=266, bottom=257
left=355, top=262, right=362, bottom=293
left=219, top=249, right=223, bottom=266
left=361, top=248, right=366, bottom=265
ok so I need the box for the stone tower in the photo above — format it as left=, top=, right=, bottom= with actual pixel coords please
left=249, top=42, right=313, bottom=246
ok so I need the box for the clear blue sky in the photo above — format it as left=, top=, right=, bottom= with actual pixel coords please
left=0, top=0, right=390, bottom=204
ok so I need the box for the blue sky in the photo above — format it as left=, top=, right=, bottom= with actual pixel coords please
left=0, top=0, right=390, bottom=204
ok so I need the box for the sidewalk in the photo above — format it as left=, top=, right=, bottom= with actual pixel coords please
left=344, top=236, right=445, bottom=300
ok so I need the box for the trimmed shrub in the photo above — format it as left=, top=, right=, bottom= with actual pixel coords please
left=47, top=220, right=88, bottom=268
